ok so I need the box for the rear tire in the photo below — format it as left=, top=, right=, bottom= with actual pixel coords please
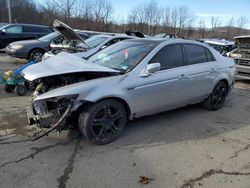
left=4, top=84, right=15, bottom=93
left=203, top=81, right=228, bottom=111
left=78, top=99, right=127, bottom=145
left=15, top=84, right=26, bottom=96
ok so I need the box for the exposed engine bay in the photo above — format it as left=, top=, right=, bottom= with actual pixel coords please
left=27, top=71, right=116, bottom=140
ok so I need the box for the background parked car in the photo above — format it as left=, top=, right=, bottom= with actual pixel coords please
left=0, top=23, right=53, bottom=49
left=5, top=30, right=89, bottom=62
left=154, top=33, right=177, bottom=38
left=200, top=39, right=237, bottom=56
left=42, top=20, right=135, bottom=60
left=229, top=35, right=250, bottom=80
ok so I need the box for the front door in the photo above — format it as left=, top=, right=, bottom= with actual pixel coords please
left=132, top=44, right=190, bottom=117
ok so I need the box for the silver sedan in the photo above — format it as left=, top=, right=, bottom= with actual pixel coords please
left=22, top=38, right=235, bottom=144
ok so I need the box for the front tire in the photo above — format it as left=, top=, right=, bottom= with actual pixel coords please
left=203, top=81, right=228, bottom=111
left=78, top=99, right=127, bottom=145
left=29, top=49, right=44, bottom=62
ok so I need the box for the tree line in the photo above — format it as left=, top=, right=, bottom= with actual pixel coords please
left=0, top=0, right=249, bottom=39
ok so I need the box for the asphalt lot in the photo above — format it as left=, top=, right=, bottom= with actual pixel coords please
left=0, top=53, right=250, bottom=188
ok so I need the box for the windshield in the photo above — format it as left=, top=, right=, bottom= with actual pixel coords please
left=83, top=36, right=108, bottom=49
left=39, top=32, right=59, bottom=42
left=88, top=41, right=157, bottom=72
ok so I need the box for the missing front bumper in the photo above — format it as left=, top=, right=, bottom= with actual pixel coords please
left=27, top=98, right=82, bottom=141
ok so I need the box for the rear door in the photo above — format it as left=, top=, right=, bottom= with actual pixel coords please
left=22, top=26, right=41, bottom=40
left=182, top=43, right=219, bottom=102
left=133, top=43, right=190, bottom=116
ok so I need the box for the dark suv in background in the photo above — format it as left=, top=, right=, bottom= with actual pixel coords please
left=0, top=23, right=53, bottom=49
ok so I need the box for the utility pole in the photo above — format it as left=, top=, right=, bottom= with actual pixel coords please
left=7, top=0, right=12, bottom=23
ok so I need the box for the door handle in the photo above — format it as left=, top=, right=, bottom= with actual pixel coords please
left=210, top=68, right=217, bottom=73
left=179, top=74, right=188, bottom=80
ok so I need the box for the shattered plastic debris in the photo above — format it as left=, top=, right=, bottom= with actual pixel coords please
left=138, top=176, right=153, bottom=184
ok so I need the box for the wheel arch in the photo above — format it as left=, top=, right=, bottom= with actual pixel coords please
left=78, top=97, right=132, bottom=119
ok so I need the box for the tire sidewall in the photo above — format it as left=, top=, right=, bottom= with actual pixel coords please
left=79, top=99, right=127, bottom=145
left=15, top=84, right=26, bottom=96
left=210, top=81, right=228, bottom=110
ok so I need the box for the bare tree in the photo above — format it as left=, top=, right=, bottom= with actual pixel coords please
left=144, top=0, right=161, bottom=35
left=198, top=17, right=206, bottom=38
left=177, top=5, right=195, bottom=37
left=92, top=0, right=113, bottom=31
left=171, top=7, right=178, bottom=34
left=211, top=16, right=220, bottom=29
left=162, top=7, right=171, bottom=32
left=210, top=16, right=221, bottom=36
left=52, top=0, right=77, bottom=23
left=237, top=15, right=248, bottom=28
left=102, top=0, right=114, bottom=31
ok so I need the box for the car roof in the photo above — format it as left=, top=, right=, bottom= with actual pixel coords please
left=202, top=39, right=235, bottom=46
left=234, top=35, right=250, bottom=39
left=118, top=38, right=169, bottom=44
left=4, top=23, right=51, bottom=28
left=92, top=34, right=134, bottom=39
left=121, top=38, right=220, bottom=50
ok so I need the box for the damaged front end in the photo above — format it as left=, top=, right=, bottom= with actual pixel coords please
left=22, top=52, right=120, bottom=140
left=27, top=83, right=82, bottom=140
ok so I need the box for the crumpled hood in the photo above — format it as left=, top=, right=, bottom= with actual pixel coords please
left=22, top=52, right=119, bottom=81
left=234, top=36, right=250, bottom=48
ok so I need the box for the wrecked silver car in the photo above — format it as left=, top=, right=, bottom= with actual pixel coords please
left=22, top=39, right=235, bottom=144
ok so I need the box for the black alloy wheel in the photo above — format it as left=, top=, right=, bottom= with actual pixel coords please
left=203, top=81, right=228, bottom=111
left=78, top=99, right=127, bottom=145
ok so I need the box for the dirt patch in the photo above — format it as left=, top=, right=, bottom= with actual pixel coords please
left=0, top=112, right=33, bottom=137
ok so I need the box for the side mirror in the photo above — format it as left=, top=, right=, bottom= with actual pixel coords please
left=146, top=63, right=161, bottom=74
left=140, top=63, right=161, bottom=77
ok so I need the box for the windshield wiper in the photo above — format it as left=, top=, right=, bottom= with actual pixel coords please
left=109, top=67, right=126, bottom=74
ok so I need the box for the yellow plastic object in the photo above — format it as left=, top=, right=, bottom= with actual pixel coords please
left=3, top=70, right=13, bottom=80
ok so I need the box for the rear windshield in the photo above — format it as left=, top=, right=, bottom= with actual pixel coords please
left=84, top=36, right=108, bottom=49
left=39, top=32, right=59, bottom=42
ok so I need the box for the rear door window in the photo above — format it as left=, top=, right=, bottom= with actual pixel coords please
left=205, top=48, right=215, bottom=62
left=149, top=44, right=184, bottom=70
left=23, top=26, right=40, bottom=33
left=183, top=44, right=208, bottom=65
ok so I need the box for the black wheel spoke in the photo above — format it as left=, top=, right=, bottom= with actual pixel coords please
left=84, top=99, right=126, bottom=144
left=97, top=127, right=107, bottom=139
left=110, top=110, right=122, bottom=121
left=92, top=120, right=105, bottom=126
left=103, top=106, right=110, bottom=118
left=110, top=125, right=117, bottom=133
